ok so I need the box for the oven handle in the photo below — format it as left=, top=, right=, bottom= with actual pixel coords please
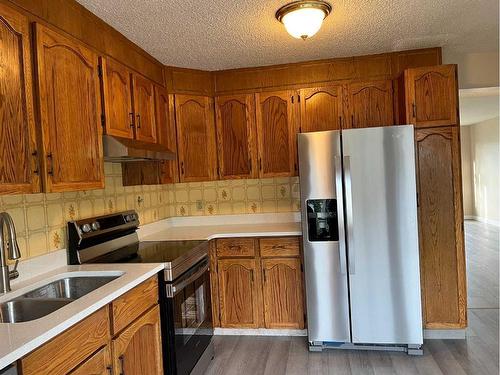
left=166, top=261, right=209, bottom=298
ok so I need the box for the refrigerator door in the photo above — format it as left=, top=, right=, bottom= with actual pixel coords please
left=342, top=125, right=423, bottom=345
left=298, top=131, right=351, bottom=343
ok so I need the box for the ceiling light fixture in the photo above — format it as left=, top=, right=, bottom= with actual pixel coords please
left=276, top=0, right=332, bottom=40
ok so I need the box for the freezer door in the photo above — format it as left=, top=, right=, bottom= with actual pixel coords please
left=298, top=131, right=351, bottom=343
left=342, top=125, right=423, bottom=345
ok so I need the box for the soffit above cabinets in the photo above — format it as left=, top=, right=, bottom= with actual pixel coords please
left=75, top=0, right=499, bottom=71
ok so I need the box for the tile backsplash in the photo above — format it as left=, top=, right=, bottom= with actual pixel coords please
left=0, top=163, right=300, bottom=261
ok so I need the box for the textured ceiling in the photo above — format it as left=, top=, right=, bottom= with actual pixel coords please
left=75, top=0, right=500, bottom=71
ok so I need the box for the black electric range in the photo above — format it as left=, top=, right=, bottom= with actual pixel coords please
left=67, top=211, right=213, bottom=375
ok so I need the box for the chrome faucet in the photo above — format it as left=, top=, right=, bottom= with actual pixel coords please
left=0, top=212, right=21, bottom=293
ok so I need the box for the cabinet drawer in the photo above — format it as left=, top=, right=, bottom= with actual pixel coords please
left=216, top=238, right=255, bottom=257
left=20, top=307, right=109, bottom=375
left=68, top=346, right=111, bottom=375
left=259, top=237, right=300, bottom=257
left=111, top=276, right=158, bottom=335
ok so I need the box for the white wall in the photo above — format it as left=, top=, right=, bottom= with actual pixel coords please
left=461, top=117, right=500, bottom=225
left=443, top=50, right=500, bottom=89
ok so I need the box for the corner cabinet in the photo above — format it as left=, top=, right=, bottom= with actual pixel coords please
left=0, top=4, right=39, bottom=195
left=255, top=91, right=299, bottom=177
left=404, top=65, right=458, bottom=128
left=35, top=23, right=104, bottom=192
left=155, top=86, right=178, bottom=184
left=346, top=80, right=394, bottom=128
left=299, top=86, right=344, bottom=132
left=415, top=126, right=466, bottom=328
left=215, top=94, right=258, bottom=179
left=175, top=94, right=217, bottom=182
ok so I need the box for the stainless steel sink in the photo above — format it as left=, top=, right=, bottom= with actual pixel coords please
left=0, top=275, right=120, bottom=323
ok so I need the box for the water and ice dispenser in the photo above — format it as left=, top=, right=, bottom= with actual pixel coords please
left=306, top=199, right=339, bottom=242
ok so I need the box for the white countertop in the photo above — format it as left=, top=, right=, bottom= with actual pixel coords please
left=0, top=263, right=163, bottom=370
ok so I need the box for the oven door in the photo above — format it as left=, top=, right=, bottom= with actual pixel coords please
left=164, top=259, right=212, bottom=375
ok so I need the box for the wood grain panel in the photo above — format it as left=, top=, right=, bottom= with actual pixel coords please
left=255, top=91, right=298, bottom=177
left=416, top=126, right=466, bottom=329
left=259, top=237, right=300, bottom=258
left=209, top=240, right=221, bottom=327
left=346, top=80, right=394, bottom=128
left=0, top=2, right=40, bottom=194
left=218, top=258, right=261, bottom=328
left=299, top=86, right=344, bottom=132
left=35, top=23, right=104, bottom=192
left=20, top=307, right=109, bottom=375
left=132, top=74, right=157, bottom=143
left=405, top=65, right=458, bottom=128
left=262, top=258, right=304, bottom=329
left=111, top=276, right=159, bottom=335
left=112, top=305, right=163, bottom=375
left=175, top=94, right=217, bottom=182
left=68, top=346, right=111, bottom=375
left=155, top=86, right=178, bottom=183
left=100, top=57, right=134, bottom=139
left=216, top=238, right=256, bottom=258
left=166, top=66, right=214, bottom=95
left=121, top=161, right=160, bottom=186
left=215, top=94, right=257, bottom=179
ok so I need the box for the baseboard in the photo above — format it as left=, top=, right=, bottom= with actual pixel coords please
left=464, top=215, right=500, bottom=227
left=423, top=329, right=466, bottom=340
left=214, top=328, right=307, bottom=336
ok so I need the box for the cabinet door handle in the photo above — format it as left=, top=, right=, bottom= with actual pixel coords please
left=106, top=365, right=113, bottom=375
left=129, top=113, right=135, bottom=128
left=351, top=114, right=355, bottom=128
left=250, top=270, right=254, bottom=283
left=180, top=162, right=185, bottom=175
left=136, top=114, right=141, bottom=129
left=263, top=269, right=267, bottom=282
left=258, top=158, right=262, bottom=171
left=47, top=153, right=54, bottom=176
left=119, top=355, right=125, bottom=375
left=32, top=151, right=39, bottom=175
left=339, top=116, right=342, bottom=129
left=412, top=103, right=416, bottom=118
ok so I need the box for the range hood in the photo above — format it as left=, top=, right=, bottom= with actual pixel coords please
left=103, top=135, right=176, bottom=162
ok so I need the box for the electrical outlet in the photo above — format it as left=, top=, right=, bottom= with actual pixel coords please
left=196, top=200, right=204, bottom=210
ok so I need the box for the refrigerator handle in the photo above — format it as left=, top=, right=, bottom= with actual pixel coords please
left=334, top=156, right=347, bottom=275
left=343, top=156, right=355, bottom=275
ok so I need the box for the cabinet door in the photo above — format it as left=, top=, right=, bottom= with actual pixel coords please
left=100, top=57, right=134, bottom=139
left=262, top=258, right=304, bottom=329
left=68, top=346, right=111, bottom=375
left=0, top=4, right=40, bottom=194
left=132, top=74, right=157, bottom=143
left=112, top=305, right=163, bottom=375
left=405, top=65, right=458, bottom=128
left=155, top=86, right=178, bottom=183
left=300, top=86, right=344, bottom=132
left=175, top=94, right=217, bottom=182
left=35, top=24, right=104, bottom=192
left=215, top=94, right=257, bottom=179
left=347, top=80, right=394, bottom=128
left=415, top=126, right=466, bottom=328
left=255, top=91, right=298, bottom=177
left=218, top=258, right=261, bottom=328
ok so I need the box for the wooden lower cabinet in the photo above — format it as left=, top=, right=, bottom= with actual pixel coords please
left=19, top=276, right=163, bottom=375
left=214, top=237, right=304, bottom=329
left=262, top=258, right=304, bottom=329
left=112, top=305, right=163, bottom=375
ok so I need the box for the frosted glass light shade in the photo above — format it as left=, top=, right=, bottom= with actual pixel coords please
left=282, top=7, right=326, bottom=39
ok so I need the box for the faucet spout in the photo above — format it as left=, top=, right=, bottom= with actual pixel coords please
left=0, top=212, right=21, bottom=294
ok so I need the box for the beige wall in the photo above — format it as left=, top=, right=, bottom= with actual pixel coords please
left=461, top=117, right=500, bottom=224
left=443, top=50, right=500, bottom=89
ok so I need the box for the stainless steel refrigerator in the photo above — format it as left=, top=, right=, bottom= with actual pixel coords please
left=298, top=125, right=423, bottom=355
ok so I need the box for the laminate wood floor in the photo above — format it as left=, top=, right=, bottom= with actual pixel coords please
left=205, top=220, right=499, bottom=375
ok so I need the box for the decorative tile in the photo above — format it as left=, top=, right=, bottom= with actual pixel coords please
left=46, top=203, right=65, bottom=228
left=28, top=232, right=48, bottom=258
left=26, top=205, right=46, bottom=231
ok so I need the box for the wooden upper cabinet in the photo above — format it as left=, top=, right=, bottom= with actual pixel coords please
left=175, top=94, right=217, bottom=182
left=132, top=74, right=157, bottom=143
left=415, top=126, right=466, bottom=328
left=0, top=3, right=40, bottom=195
left=262, top=258, right=304, bottom=329
left=299, top=86, right=344, bottom=132
left=112, top=305, right=163, bottom=375
left=255, top=91, right=298, bottom=177
left=218, top=258, right=261, bottom=328
left=35, top=23, right=104, bottom=192
left=347, top=80, right=394, bottom=128
left=405, top=65, right=458, bottom=128
left=99, top=57, right=134, bottom=139
left=155, top=86, right=178, bottom=184
left=215, top=94, right=257, bottom=179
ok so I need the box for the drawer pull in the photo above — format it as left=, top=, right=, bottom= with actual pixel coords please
left=229, top=245, right=242, bottom=250
left=272, top=244, right=286, bottom=249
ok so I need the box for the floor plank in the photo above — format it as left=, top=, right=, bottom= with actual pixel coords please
left=205, top=220, right=499, bottom=375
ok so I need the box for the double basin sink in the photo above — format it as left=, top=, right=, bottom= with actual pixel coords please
left=0, top=275, right=121, bottom=323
